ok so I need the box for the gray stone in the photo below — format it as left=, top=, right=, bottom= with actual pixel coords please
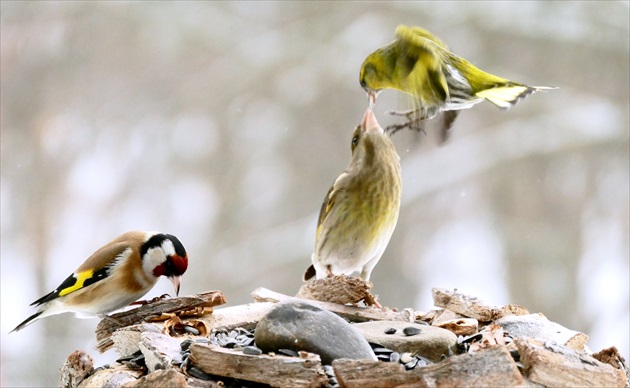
left=254, top=301, right=376, bottom=365
left=354, top=321, right=458, bottom=362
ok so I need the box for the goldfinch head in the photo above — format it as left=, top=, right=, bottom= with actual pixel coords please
left=140, top=233, right=188, bottom=295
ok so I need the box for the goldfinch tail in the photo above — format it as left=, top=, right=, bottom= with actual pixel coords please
left=10, top=311, right=44, bottom=333
left=477, top=85, right=557, bottom=110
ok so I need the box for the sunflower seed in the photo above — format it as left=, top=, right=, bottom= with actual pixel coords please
left=389, top=352, right=401, bottom=363
left=183, top=326, right=200, bottom=336
left=400, top=352, right=413, bottom=364
left=384, top=327, right=397, bottom=334
left=404, top=358, right=418, bottom=370
left=188, top=367, right=211, bottom=380
left=242, top=346, right=263, bottom=355
left=180, top=339, right=194, bottom=352
left=402, top=326, right=422, bottom=336
left=278, top=348, right=299, bottom=357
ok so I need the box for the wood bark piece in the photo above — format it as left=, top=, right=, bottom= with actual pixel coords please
left=188, top=343, right=328, bottom=388
left=139, top=332, right=183, bottom=373
left=592, top=346, right=629, bottom=373
left=496, top=313, right=588, bottom=350
left=96, top=291, right=226, bottom=352
left=78, top=364, right=143, bottom=388
left=198, top=301, right=277, bottom=331
left=412, top=345, right=524, bottom=387
left=332, top=359, right=423, bottom=387
left=515, top=337, right=627, bottom=387
left=296, top=276, right=378, bottom=306
left=252, top=287, right=414, bottom=323
left=122, top=368, right=187, bottom=387
left=433, top=318, right=478, bottom=337
left=60, top=350, right=94, bottom=388
left=432, top=288, right=528, bottom=322
left=111, top=323, right=164, bottom=357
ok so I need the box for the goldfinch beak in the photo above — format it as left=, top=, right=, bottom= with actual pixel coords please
left=362, top=107, right=383, bottom=135
left=169, top=276, right=182, bottom=296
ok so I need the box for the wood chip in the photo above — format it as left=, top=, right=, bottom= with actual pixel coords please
left=96, top=291, right=226, bottom=353
left=78, top=364, right=142, bottom=388
left=252, top=287, right=414, bottom=323
left=111, top=323, right=164, bottom=357
left=413, top=345, right=524, bottom=386
left=60, top=350, right=94, bottom=388
left=139, top=332, right=183, bottom=373
left=496, top=313, right=589, bottom=351
left=121, top=368, right=187, bottom=387
left=432, top=288, right=518, bottom=322
left=592, top=346, right=628, bottom=372
left=433, top=318, right=478, bottom=337
left=515, top=337, right=627, bottom=387
left=188, top=343, right=328, bottom=388
left=332, top=359, right=422, bottom=387
left=296, top=275, right=379, bottom=306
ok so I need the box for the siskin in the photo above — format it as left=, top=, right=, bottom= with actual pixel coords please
left=304, top=108, right=401, bottom=283
left=360, top=25, right=556, bottom=139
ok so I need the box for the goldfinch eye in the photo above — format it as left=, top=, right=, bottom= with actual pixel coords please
left=360, top=80, right=367, bottom=88
left=352, top=135, right=359, bottom=146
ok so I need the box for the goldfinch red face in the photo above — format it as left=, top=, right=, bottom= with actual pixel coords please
left=11, top=231, right=189, bottom=332
left=140, top=233, right=188, bottom=296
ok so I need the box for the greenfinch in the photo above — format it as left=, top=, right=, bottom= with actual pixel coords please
left=360, top=25, right=555, bottom=139
left=304, top=108, right=401, bottom=282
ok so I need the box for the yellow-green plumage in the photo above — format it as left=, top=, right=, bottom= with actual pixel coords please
left=360, top=25, right=555, bottom=137
left=304, top=109, right=401, bottom=282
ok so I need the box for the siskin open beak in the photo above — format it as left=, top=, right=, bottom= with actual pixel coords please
left=169, top=276, right=182, bottom=296
left=361, top=107, right=383, bottom=135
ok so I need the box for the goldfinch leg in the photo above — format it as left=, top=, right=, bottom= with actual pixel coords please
left=129, top=293, right=171, bottom=306
left=325, top=265, right=334, bottom=278
left=102, top=314, right=125, bottom=326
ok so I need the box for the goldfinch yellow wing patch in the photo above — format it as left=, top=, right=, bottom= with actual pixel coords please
left=30, top=267, right=109, bottom=306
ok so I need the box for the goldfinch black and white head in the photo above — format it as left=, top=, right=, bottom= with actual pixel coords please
left=11, top=231, right=189, bottom=332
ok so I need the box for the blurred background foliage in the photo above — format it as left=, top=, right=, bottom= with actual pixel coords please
left=1, top=1, right=628, bottom=386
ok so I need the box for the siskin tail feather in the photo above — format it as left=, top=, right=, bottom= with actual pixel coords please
left=10, top=310, right=44, bottom=333
left=477, top=85, right=557, bottom=110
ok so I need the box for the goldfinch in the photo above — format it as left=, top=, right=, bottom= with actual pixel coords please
left=360, top=25, right=555, bottom=139
left=11, top=231, right=188, bottom=332
left=304, top=108, right=402, bottom=282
